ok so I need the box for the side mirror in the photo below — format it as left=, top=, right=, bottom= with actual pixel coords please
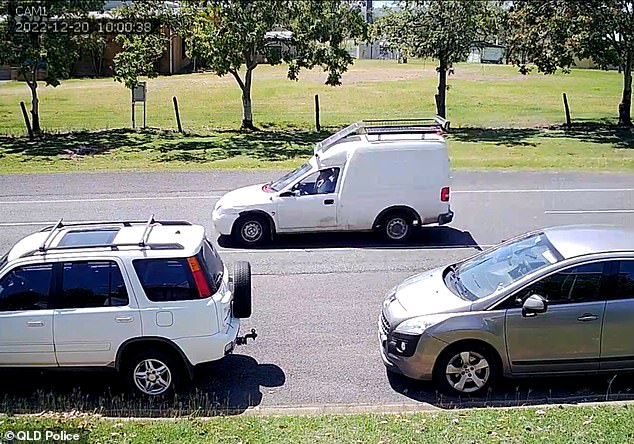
left=279, top=190, right=299, bottom=198
left=522, top=294, right=547, bottom=317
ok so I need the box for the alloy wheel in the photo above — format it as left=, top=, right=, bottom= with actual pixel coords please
left=133, top=358, right=172, bottom=396
left=444, top=351, right=490, bottom=394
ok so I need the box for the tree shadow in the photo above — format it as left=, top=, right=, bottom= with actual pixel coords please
left=450, top=127, right=541, bottom=147
left=218, top=226, right=481, bottom=251
left=0, top=128, right=330, bottom=164
left=0, top=355, right=285, bottom=417
left=387, top=370, right=634, bottom=409
left=543, top=120, right=634, bottom=150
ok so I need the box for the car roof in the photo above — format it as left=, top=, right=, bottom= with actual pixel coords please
left=543, top=225, right=634, bottom=259
left=6, top=221, right=206, bottom=263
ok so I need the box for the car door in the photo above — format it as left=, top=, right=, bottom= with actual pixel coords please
left=0, top=263, right=56, bottom=366
left=504, top=262, right=608, bottom=375
left=600, top=260, right=634, bottom=370
left=275, top=168, right=339, bottom=231
left=53, top=259, right=141, bottom=366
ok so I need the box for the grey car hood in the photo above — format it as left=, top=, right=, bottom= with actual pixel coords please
left=394, top=267, right=471, bottom=316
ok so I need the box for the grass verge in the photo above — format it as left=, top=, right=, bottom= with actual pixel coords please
left=1, top=404, right=634, bottom=443
left=0, top=123, right=632, bottom=173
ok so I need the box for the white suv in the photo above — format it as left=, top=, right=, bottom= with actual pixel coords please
left=0, top=216, right=256, bottom=397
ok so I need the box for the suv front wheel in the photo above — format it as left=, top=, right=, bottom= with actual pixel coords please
left=123, top=348, right=184, bottom=397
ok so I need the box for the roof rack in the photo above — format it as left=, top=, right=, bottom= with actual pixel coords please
left=28, top=215, right=189, bottom=258
left=314, top=116, right=449, bottom=154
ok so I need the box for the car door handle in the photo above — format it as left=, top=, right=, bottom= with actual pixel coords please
left=324, top=199, right=334, bottom=205
left=26, top=321, right=44, bottom=327
left=577, top=314, right=599, bottom=322
left=115, top=316, right=134, bottom=323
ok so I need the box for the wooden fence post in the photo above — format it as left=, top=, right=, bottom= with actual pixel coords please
left=19, top=101, right=34, bottom=140
left=173, top=96, right=183, bottom=133
left=562, top=93, right=572, bottom=128
left=314, top=94, right=321, bottom=132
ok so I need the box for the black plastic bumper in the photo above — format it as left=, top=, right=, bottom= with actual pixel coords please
left=438, top=208, right=454, bottom=225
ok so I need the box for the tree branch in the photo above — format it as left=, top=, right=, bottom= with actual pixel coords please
left=229, top=68, right=245, bottom=91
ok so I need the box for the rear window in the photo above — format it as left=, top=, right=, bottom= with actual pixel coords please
left=200, top=239, right=224, bottom=291
left=133, top=258, right=198, bottom=302
left=133, top=240, right=224, bottom=302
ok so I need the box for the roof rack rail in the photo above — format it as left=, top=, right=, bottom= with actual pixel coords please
left=39, top=218, right=192, bottom=233
left=32, top=215, right=191, bottom=256
left=20, top=242, right=185, bottom=259
left=314, top=116, right=449, bottom=154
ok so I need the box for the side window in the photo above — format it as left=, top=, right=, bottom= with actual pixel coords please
left=0, top=264, right=53, bottom=312
left=294, top=168, right=340, bottom=195
left=513, top=262, right=606, bottom=306
left=616, top=261, right=634, bottom=300
left=60, top=261, right=129, bottom=309
left=133, top=258, right=197, bottom=302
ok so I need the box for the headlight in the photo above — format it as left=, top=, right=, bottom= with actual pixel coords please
left=394, top=314, right=452, bottom=335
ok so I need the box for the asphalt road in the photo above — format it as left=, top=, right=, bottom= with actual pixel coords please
left=1, top=170, right=634, bottom=415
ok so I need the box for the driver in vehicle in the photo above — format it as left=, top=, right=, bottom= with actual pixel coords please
left=315, top=168, right=338, bottom=194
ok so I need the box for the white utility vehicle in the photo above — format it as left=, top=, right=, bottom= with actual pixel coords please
left=213, top=117, right=454, bottom=246
left=0, top=216, right=256, bottom=397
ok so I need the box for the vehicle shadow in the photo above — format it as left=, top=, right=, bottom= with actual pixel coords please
left=0, top=355, right=285, bottom=417
left=387, top=371, right=634, bottom=409
left=218, top=226, right=482, bottom=251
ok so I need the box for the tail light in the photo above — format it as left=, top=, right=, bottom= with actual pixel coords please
left=441, top=186, right=450, bottom=202
left=187, top=257, right=212, bottom=299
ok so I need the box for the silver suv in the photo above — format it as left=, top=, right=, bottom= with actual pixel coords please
left=0, top=216, right=256, bottom=397
left=379, top=225, right=634, bottom=395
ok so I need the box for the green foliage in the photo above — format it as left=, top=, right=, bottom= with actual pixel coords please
left=507, top=0, right=633, bottom=126
left=178, top=0, right=366, bottom=127
left=373, top=1, right=488, bottom=65
left=111, top=0, right=171, bottom=89
left=0, top=0, right=105, bottom=132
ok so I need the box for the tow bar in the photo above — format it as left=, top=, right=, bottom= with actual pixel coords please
left=236, top=328, right=258, bottom=345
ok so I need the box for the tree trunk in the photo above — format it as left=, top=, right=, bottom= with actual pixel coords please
left=28, top=67, right=41, bottom=134
left=241, top=67, right=255, bottom=130
left=618, top=54, right=632, bottom=127
left=436, top=57, right=448, bottom=118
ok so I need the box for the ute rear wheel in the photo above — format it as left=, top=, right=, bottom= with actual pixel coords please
left=232, top=214, right=270, bottom=247
left=380, top=212, right=414, bottom=243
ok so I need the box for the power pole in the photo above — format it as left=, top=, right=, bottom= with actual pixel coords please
left=366, top=0, right=373, bottom=59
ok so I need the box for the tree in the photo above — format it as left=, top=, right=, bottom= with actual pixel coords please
left=178, top=0, right=367, bottom=129
left=0, top=0, right=103, bottom=133
left=111, top=0, right=171, bottom=89
left=373, top=0, right=491, bottom=118
left=507, top=0, right=633, bottom=127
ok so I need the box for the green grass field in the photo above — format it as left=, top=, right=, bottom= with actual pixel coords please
left=2, top=404, right=634, bottom=443
left=0, top=60, right=632, bottom=172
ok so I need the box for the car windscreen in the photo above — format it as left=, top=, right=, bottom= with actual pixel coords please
left=270, top=162, right=312, bottom=191
left=452, top=232, right=562, bottom=300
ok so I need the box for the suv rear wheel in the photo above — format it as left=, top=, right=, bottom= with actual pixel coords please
left=123, top=348, right=184, bottom=397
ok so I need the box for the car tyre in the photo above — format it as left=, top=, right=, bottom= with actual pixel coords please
left=232, top=261, right=252, bottom=318
left=380, top=212, right=414, bottom=243
left=433, top=343, right=498, bottom=396
left=232, top=214, right=270, bottom=247
left=123, top=348, right=184, bottom=398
